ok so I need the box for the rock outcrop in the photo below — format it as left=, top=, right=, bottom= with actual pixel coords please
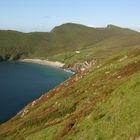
left=66, top=60, right=96, bottom=73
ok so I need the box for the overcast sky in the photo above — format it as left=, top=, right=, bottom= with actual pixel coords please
left=0, top=0, right=140, bottom=32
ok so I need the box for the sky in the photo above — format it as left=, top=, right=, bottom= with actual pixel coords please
left=0, top=0, right=140, bottom=32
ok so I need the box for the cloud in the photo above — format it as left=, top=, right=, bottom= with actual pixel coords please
left=131, top=27, right=140, bottom=32
left=43, top=16, right=51, bottom=19
left=87, top=25, right=94, bottom=28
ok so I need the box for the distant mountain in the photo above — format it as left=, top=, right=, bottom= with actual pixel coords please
left=0, top=23, right=139, bottom=65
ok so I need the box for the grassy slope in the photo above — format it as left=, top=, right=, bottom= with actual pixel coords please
left=0, top=24, right=140, bottom=140
left=0, top=48, right=140, bottom=140
left=48, top=34, right=140, bottom=66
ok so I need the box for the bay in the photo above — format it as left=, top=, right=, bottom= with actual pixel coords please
left=0, top=61, right=72, bottom=124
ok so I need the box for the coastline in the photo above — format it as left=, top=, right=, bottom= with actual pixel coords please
left=19, top=59, right=75, bottom=74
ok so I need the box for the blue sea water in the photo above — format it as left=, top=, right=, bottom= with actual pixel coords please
left=0, top=61, right=72, bottom=124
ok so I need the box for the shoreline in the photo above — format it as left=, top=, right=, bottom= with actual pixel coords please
left=19, top=59, right=75, bottom=74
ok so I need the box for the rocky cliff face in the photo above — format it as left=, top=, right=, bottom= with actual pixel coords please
left=66, top=60, right=96, bottom=73
left=0, top=52, right=27, bottom=61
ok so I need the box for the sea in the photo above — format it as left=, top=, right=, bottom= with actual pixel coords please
left=0, top=61, right=72, bottom=124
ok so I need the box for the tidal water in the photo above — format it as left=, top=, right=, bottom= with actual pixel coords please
left=0, top=61, right=72, bottom=124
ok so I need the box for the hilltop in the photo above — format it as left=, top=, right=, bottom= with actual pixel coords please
left=0, top=23, right=138, bottom=65
left=0, top=23, right=140, bottom=140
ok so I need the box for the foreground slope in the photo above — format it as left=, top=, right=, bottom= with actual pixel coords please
left=0, top=47, right=140, bottom=140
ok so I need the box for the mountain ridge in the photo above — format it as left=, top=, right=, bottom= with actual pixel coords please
left=0, top=23, right=138, bottom=63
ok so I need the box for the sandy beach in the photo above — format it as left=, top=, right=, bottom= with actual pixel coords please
left=20, top=59, right=65, bottom=68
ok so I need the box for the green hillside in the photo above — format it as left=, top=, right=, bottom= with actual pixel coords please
left=0, top=23, right=138, bottom=64
left=0, top=48, right=139, bottom=140
left=0, top=23, right=140, bottom=140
